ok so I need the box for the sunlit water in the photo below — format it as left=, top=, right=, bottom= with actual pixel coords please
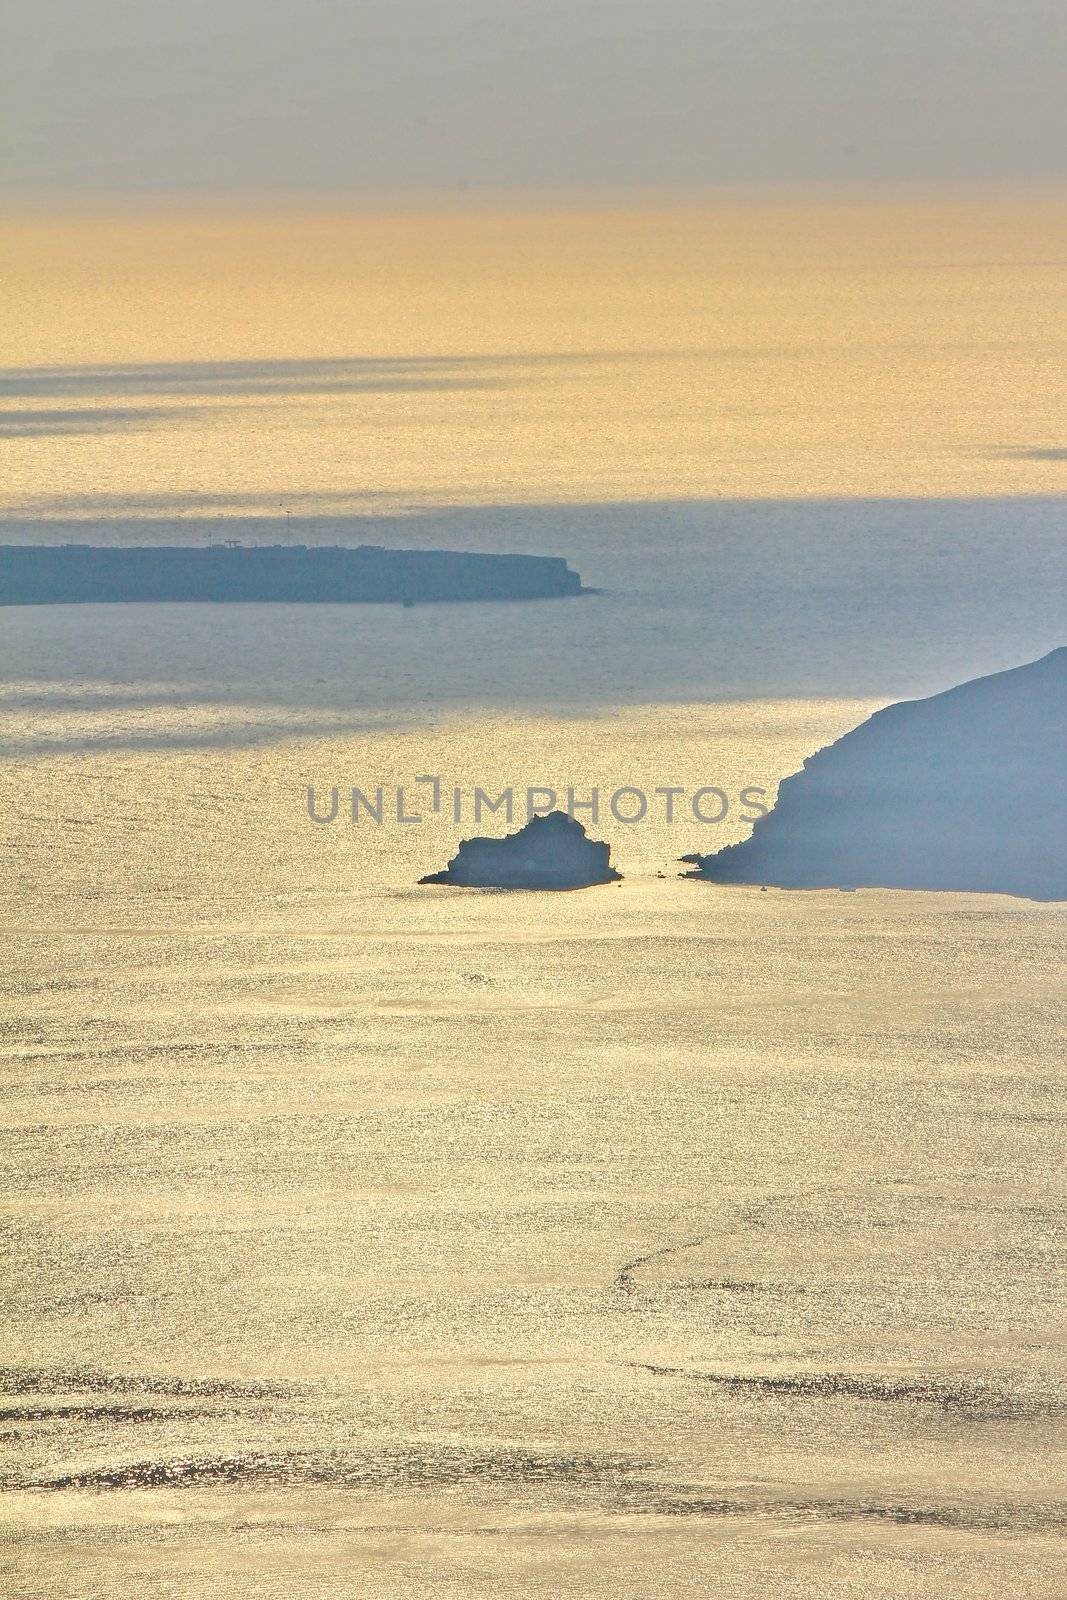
left=1, top=192, right=1065, bottom=1596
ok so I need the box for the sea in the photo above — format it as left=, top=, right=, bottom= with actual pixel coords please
left=1, top=189, right=1065, bottom=1597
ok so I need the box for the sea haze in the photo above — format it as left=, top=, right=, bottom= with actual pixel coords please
left=1, top=191, right=1065, bottom=1598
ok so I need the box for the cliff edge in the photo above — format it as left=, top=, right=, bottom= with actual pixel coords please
left=689, top=648, right=1066, bottom=901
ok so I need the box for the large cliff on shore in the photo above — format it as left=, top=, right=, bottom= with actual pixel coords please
left=421, top=811, right=622, bottom=889
left=690, top=648, right=1066, bottom=901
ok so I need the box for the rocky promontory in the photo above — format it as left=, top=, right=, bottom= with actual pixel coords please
left=689, top=647, right=1066, bottom=901
left=421, top=811, right=622, bottom=889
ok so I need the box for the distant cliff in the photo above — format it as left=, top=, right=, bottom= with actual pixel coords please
left=0, top=544, right=585, bottom=605
left=690, top=648, right=1066, bottom=901
left=422, top=811, right=622, bottom=889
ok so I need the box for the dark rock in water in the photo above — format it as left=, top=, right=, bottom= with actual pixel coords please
left=688, top=648, right=1066, bottom=901
left=421, top=811, right=622, bottom=889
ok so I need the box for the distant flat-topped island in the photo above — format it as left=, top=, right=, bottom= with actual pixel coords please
left=0, top=544, right=586, bottom=605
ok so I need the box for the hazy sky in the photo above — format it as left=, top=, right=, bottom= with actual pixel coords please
left=4, top=0, right=1065, bottom=192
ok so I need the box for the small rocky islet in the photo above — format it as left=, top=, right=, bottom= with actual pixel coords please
left=419, top=810, right=622, bottom=889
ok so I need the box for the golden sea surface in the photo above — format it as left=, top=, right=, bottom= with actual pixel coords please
left=2, top=188, right=1066, bottom=517
left=1, top=191, right=1065, bottom=1597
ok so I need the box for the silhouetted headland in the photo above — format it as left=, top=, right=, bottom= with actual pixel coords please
left=687, top=648, right=1066, bottom=901
left=421, top=811, right=622, bottom=889
left=0, top=544, right=585, bottom=605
